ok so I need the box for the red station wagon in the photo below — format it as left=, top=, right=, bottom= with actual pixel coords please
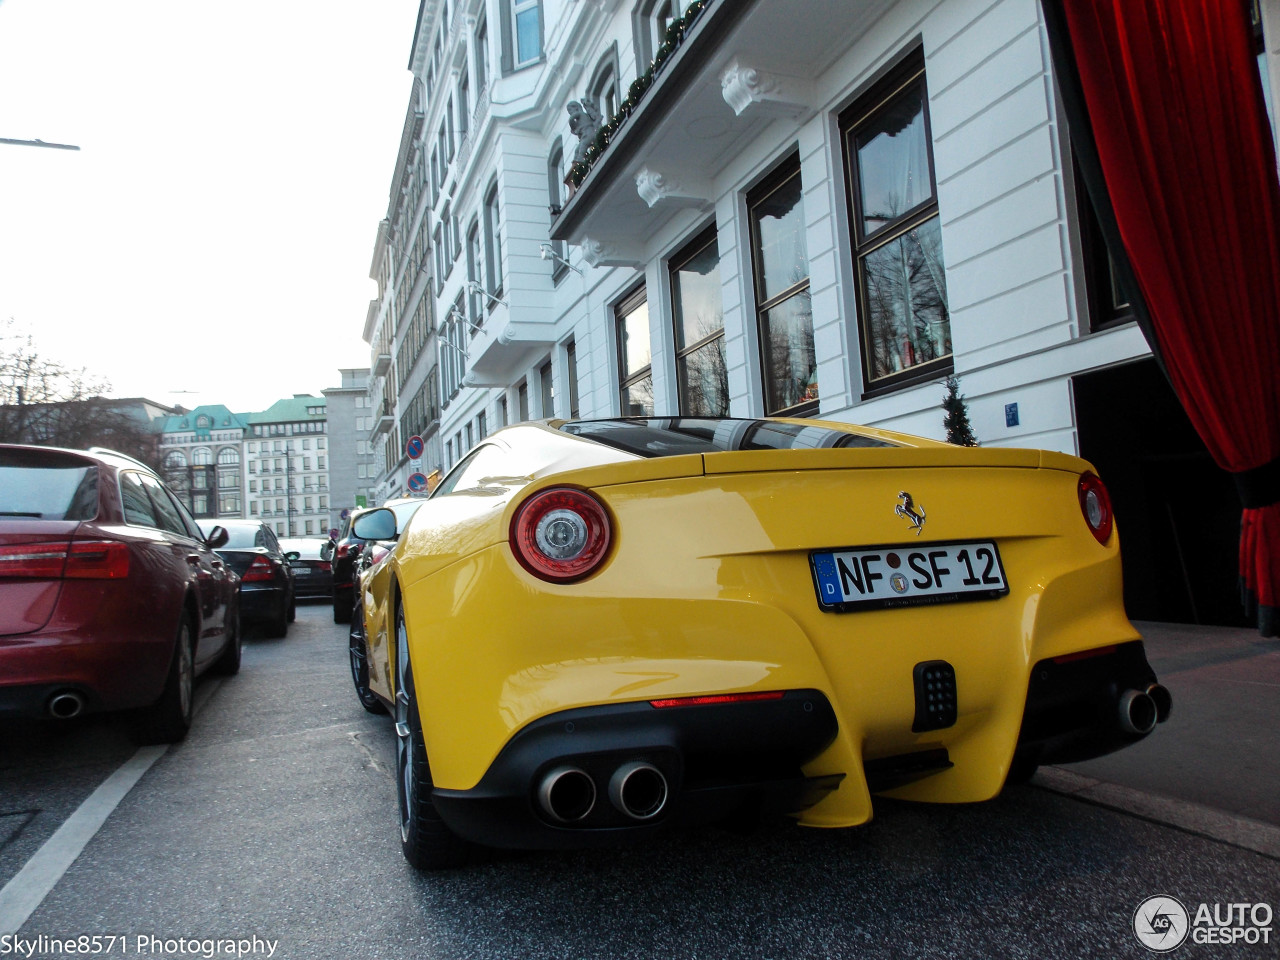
left=0, top=444, right=241, bottom=742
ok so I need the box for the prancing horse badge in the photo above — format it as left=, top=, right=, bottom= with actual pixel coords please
left=895, top=491, right=926, bottom=535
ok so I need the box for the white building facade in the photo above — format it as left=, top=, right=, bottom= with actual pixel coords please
left=365, top=0, right=1278, bottom=622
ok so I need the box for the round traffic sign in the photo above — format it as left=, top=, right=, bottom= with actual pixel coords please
left=406, top=435, right=425, bottom=460
left=407, top=471, right=429, bottom=493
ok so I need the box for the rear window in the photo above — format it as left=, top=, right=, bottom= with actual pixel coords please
left=217, top=525, right=267, bottom=549
left=559, top=418, right=899, bottom=458
left=0, top=449, right=99, bottom=520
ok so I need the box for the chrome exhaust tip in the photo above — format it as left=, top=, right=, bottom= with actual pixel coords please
left=1146, top=683, right=1172, bottom=723
left=536, top=766, right=596, bottom=823
left=608, top=761, right=668, bottom=821
left=47, top=691, right=86, bottom=720
left=1118, top=688, right=1158, bottom=736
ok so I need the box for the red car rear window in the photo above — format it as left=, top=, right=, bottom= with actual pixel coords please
left=0, top=449, right=99, bottom=521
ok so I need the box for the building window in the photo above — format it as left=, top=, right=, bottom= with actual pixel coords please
left=634, top=0, right=674, bottom=71
left=539, top=358, right=554, bottom=418
left=475, top=17, right=490, bottom=92
left=466, top=221, right=483, bottom=322
left=566, top=339, right=580, bottom=418
left=458, top=70, right=470, bottom=139
left=589, top=47, right=620, bottom=120
left=616, top=285, right=653, bottom=417
left=484, top=184, right=503, bottom=299
left=670, top=226, right=728, bottom=416
left=477, top=410, right=488, bottom=439
left=547, top=141, right=568, bottom=279
left=841, top=51, right=950, bottom=392
left=509, top=0, right=541, bottom=69
left=498, top=396, right=508, bottom=427
left=518, top=381, right=530, bottom=422
left=748, top=157, right=815, bottom=415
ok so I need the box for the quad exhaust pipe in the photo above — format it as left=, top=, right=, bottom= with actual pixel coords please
left=1118, top=683, right=1171, bottom=736
left=537, top=760, right=671, bottom=824
left=536, top=766, right=596, bottom=823
left=47, top=690, right=86, bottom=720
left=608, top=761, right=668, bottom=821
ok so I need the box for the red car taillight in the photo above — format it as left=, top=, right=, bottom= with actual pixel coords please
left=242, top=555, right=276, bottom=582
left=0, top=540, right=129, bottom=579
left=1078, top=472, right=1114, bottom=545
left=510, top=487, right=612, bottom=583
left=316, top=561, right=332, bottom=572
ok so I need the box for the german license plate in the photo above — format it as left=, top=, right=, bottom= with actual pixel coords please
left=811, top=541, right=1008, bottom=612
left=292, top=565, right=311, bottom=575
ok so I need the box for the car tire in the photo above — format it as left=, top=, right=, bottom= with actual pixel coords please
left=333, top=590, right=351, bottom=624
left=1005, top=754, right=1039, bottom=787
left=287, top=591, right=297, bottom=623
left=269, top=594, right=289, bottom=638
left=211, top=607, right=242, bottom=677
left=349, top=598, right=386, bottom=715
left=135, top=615, right=195, bottom=744
left=395, top=603, right=469, bottom=870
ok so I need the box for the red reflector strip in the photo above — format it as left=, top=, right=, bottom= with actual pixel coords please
left=0, top=542, right=69, bottom=578
left=649, top=691, right=786, bottom=709
left=317, top=561, right=332, bottom=572
left=64, top=541, right=130, bottom=579
left=1052, top=645, right=1118, bottom=665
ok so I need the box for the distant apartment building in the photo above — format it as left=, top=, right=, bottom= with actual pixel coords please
left=243, top=395, right=330, bottom=537
left=323, top=368, right=377, bottom=532
left=156, top=405, right=247, bottom=520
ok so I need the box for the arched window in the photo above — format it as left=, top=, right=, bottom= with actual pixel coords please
left=633, top=0, right=674, bottom=71
left=191, top=447, right=212, bottom=466
left=164, top=450, right=187, bottom=470
left=589, top=46, right=620, bottom=121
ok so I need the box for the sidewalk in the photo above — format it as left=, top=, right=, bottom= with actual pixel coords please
left=1036, top=620, right=1280, bottom=855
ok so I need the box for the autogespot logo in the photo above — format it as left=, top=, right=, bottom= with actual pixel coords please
left=1134, top=895, right=1190, bottom=952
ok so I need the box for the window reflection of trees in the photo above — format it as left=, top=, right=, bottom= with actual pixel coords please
left=864, top=217, right=949, bottom=379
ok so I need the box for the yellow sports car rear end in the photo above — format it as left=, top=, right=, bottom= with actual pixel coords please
left=353, top=418, right=1169, bottom=868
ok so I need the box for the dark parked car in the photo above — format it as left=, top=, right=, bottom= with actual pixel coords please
left=1, top=444, right=240, bottom=743
left=199, top=520, right=295, bottom=637
left=278, top=537, right=334, bottom=599
left=332, top=498, right=425, bottom=624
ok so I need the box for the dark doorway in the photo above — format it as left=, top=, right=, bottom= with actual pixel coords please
left=1073, top=359, right=1247, bottom=626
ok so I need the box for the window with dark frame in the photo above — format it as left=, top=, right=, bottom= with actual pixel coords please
left=484, top=184, right=503, bottom=301
left=841, top=50, right=951, bottom=393
left=615, top=285, right=653, bottom=417
left=566, top=339, right=580, bottom=418
left=748, top=156, right=816, bottom=416
left=670, top=226, right=728, bottom=416
left=539, top=359, right=554, bottom=418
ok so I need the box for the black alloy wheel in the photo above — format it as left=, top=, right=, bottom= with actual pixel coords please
left=348, top=598, right=386, bottom=715
left=394, top=603, right=469, bottom=870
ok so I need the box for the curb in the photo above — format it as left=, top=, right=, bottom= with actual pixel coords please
left=1034, top=767, right=1280, bottom=861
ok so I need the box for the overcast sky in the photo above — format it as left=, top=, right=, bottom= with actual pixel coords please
left=0, top=0, right=419, bottom=414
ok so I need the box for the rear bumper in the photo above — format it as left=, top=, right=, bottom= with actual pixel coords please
left=431, top=690, right=840, bottom=850
left=0, top=627, right=171, bottom=717
left=1013, top=640, right=1167, bottom=767
left=292, top=574, right=333, bottom=598
left=238, top=583, right=288, bottom=623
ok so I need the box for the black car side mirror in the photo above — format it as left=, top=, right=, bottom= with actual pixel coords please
left=206, top=526, right=229, bottom=549
left=352, top=507, right=397, bottom=541
left=284, top=551, right=301, bottom=562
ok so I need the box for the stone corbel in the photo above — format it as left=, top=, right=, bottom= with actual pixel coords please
left=720, top=58, right=812, bottom=118
left=579, top=236, right=644, bottom=269
left=634, top=167, right=713, bottom=210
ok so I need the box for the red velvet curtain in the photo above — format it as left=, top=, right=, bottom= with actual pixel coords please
left=1059, top=0, right=1280, bottom=636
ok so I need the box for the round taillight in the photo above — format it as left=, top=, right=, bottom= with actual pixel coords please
left=1078, top=472, right=1114, bottom=545
left=510, top=487, right=612, bottom=583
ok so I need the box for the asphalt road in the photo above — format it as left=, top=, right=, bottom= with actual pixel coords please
left=2, top=604, right=1277, bottom=959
